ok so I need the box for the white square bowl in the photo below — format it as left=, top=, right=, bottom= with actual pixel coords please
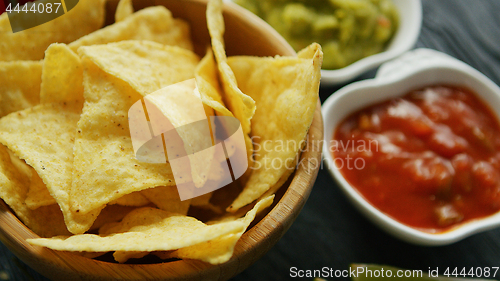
left=322, top=48, right=500, bottom=245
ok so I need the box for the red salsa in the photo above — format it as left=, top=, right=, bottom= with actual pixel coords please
left=333, top=85, right=500, bottom=232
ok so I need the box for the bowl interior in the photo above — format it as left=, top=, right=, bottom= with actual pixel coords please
left=109, top=0, right=296, bottom=58
left=0, top=0, right=322, bottom=280
left=322, top=54, right=500, bottom=245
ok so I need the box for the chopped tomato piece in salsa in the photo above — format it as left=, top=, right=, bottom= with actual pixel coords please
left=333, top=86, right=500, bottom=232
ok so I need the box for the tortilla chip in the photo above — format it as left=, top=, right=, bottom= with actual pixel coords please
left=70, top=44, right=198, bottom=214
left=70, top=252, right=107, bottom=259
left=0, top=0, right=105, bottom=61
left=114, top=251, right=148, bottom=263
left=0, top=61, right=42, bottom=117
left=90, top=205, right=137, bottom=231
left=226, top=43, right=322, bottom=211
left=169, top=195, right=273, bottom=264
left=40, top=43, right=84, bottom=104
left=0, top=144, right=69, bottom=237
left=115, top=0, right=134, bottom=22
left=78, top=41, right=199, bottom=97
left=0, top=102, right=102, bottom=234
left=110, top=191, right=150, bottom=207
left=0, top=33, right=99, bottom=233
left=28, top=207, right=246, bottom=255
left=7, top=149, right=31, bottom=178
left=141, top=186, right=191, bottom=215
left=143, top=79, right=215, bottom=189
left=297, top=43, right=320, bottom=59
left=195, top=49, right=232, bottom=117
left=207, top=0, right=256, bottom=170
left=261, top=154, right=300, bottom=199
left=25, top=168, right=56, bottom=209
left=19, top=204, right=71, bottom=238
left=0, top=144, right=29, bottom=200
left=152, top=251, right=174, bottom=260
left=69, top=6, right=193, bottom=52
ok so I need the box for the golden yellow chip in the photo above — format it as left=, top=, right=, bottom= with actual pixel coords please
left=40, top=43, right=84, bottom=104
left=80, top=43, right=206, bottom=190
left=9, top=44, right=88, bottom=219
left=143, top=79, right=215, bottom=189
left=109, top=191, right=150, bottom=207
left=195, top=49, right=233, bottom=117
left=0, top=102, right=102, bottom=234
left=21, top=204, right=71, bottom=238
left=165, top=195, right=273, bottom=264
left=226, top=43, right=322, bottom=211
left=7, top=149, right=31, bottom=178
left=0, top=0, right=105, bottom=61
left=261, top=155, right=300, bottom=199
left=70, top=59, right=172, bottom=215
left=70, top=42, right=198, bottom=215
left=25, top=168, right=56, bottom=210
left=0, top=61, right=42, bottom=117
left=113, top=251, right=148, bottom=263
left=28, top=207, right=246, bottom=255
left=90, top=205, right=137, bottom=231
left=297, top=42, right=321, bottom=59
left=70, top=251, right=107, bottom=259
left=69, top=6, right=193, bottom=52
left=140, top=186, right=191, bottom=215
left=0, top=144, right=69, bottom=237
left=78, top=40, right=199, bottom=97
left=207, top=0, right=256, bottom=171
left=115, top=0, right=134, bottom=22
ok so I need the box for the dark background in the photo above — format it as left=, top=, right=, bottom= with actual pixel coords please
left=2, top=0, right=500, bottom=280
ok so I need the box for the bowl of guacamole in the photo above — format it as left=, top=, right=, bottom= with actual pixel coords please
left=233, top=0, right=422, bottom=85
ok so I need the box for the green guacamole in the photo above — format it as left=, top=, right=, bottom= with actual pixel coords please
left=235, top=0, right=399, bottom=69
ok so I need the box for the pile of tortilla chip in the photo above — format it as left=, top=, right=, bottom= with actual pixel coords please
left=0, top=0, right=322, bottom=264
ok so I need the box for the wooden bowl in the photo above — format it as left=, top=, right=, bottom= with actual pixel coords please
left=0, top=0, right=323, bottom=280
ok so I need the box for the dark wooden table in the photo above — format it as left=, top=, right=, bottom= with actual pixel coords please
left=2, top=0, right=500, bottom=280
left=235, top=0, right=500, bottom=280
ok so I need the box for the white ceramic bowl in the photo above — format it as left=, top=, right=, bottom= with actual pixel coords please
left=322, top=48, right=500, bottom=245
left=321, top=0, right=422, bottom=85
